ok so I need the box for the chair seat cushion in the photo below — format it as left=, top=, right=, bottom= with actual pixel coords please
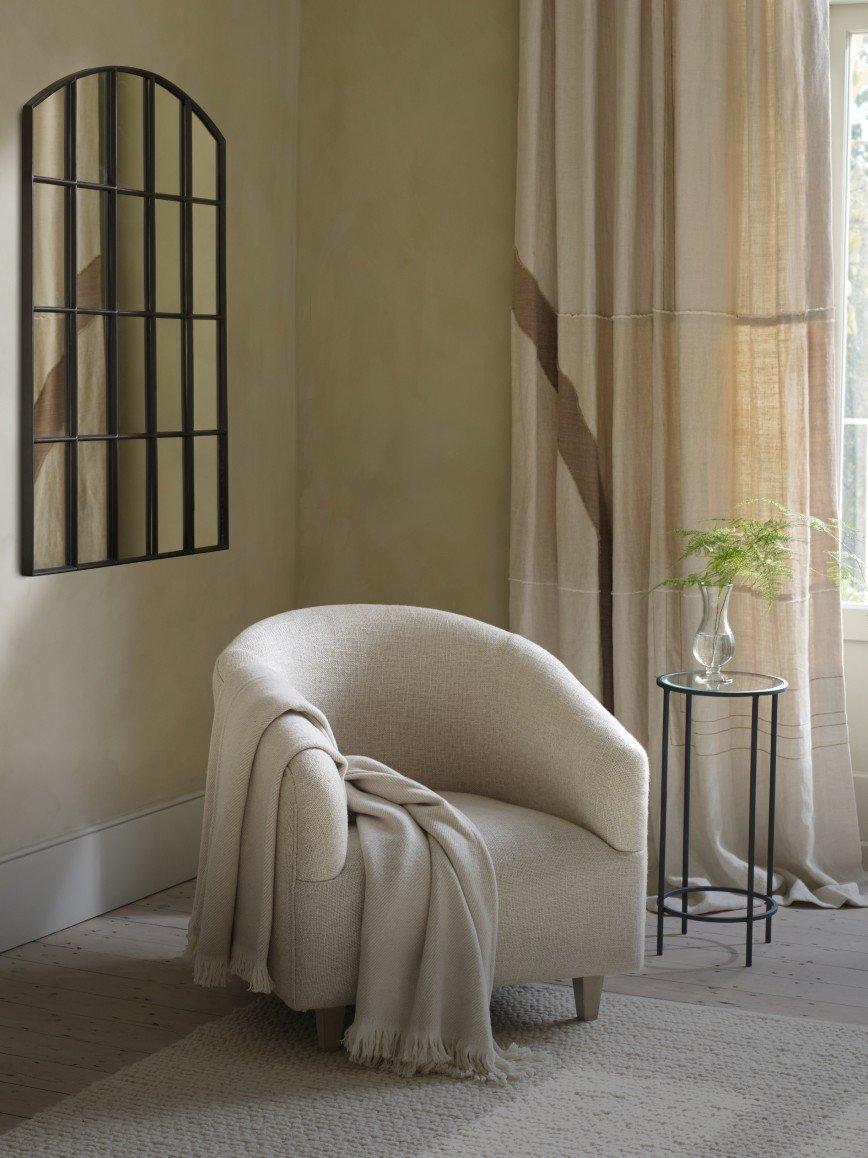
left=270, top=791, right=645, bottom=1010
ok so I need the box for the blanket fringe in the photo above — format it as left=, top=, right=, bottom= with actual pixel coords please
left=185, top=931, right=274, bottom=994
left=342, top=1021, right=535, bottom=1083
left=228, top=946, right=275, bottom=994
left=190, top=952, right=231, bottom=989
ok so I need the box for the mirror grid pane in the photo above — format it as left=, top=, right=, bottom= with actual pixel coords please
left=26, top=68, right=225, bottom=573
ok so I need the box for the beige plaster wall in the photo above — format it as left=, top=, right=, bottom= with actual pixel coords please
left=0, top=0, right=299, bottom=857
left=295, top=0, right=519, bottom=626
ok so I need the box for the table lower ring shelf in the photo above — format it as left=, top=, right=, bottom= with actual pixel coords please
left=658, top=885, right=778, bottom=924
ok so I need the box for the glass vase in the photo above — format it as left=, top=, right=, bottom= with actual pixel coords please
left=692, top=583, right=734, bottom=684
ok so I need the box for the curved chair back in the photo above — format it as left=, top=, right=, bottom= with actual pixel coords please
left=225, top=604, right=540, bottom=794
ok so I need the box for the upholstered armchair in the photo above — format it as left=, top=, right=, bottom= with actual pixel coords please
left=220, top=605, right=649, bottom=1049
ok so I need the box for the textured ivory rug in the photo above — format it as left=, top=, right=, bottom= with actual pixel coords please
left=0, top=984, right=864, bottom=1157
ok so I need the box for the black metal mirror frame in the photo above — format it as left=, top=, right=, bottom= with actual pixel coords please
left=21, top=66, right=228, bottom=575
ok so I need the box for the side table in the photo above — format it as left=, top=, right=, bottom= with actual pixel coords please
left=656, top=670, right=787, bottom=967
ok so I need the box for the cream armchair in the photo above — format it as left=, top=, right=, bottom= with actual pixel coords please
left=220, top=605, right=648, bottom=1048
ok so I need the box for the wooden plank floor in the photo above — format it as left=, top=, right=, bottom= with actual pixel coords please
left=0, top=880, right=255, bottom=1136
left=0, top=880, right=865, bottom=1135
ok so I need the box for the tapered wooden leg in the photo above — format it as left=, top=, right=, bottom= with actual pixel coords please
left=315, top=1006, right=346, bottom=1051
left=572, top=976, right=604, bottom=1022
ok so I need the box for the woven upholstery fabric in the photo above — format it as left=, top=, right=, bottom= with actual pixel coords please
left=224, top=604, right=649, bottom=854
left=276, top=791, right=646, bottom=1010
left=221, top=605, right=648, bottom=1013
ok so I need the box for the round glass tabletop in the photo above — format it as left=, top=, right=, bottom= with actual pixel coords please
left=657, top=671, right=787, bottom=697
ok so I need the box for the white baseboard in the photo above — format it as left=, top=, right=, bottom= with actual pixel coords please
left=0, top=792, right=204, bottom=952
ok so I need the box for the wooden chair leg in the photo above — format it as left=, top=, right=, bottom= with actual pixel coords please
left=315, top=1006, right=346, bottom=1051
left=573, top=976, right=604, bottom=1022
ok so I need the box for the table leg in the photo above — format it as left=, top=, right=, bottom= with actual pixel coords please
left=656, top=688, right=670, bottom=956
left=765, top=693, right=778, bottom=944
left=746, top=694, right=759, bottom=967
left=681, top=695, right=692, bottom=934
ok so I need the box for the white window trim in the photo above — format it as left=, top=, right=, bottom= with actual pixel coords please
left=830, top=2, right=868, bottom=639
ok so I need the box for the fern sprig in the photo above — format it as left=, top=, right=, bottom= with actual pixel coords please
left=654, top=501, right=863, bottom=607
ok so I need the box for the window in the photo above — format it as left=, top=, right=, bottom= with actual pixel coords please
left=832, top=3, right=868, bottom=636
left=22, top=68, right=227, bottom=575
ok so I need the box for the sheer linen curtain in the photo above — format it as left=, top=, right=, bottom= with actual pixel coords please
left=510, top=0, right=867, bottom=909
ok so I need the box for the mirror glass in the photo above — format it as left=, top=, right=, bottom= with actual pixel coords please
left=157, top=437, right=184, bottom=552
left=33, top=183, right=65, bottom=306
left=76, top=73, right=108, bottom=184
left=117, top=193, right=145, bottom=311
left=192, top=115, right=217, bottom=200
left=154, top=85, right=180, bottom=195
left=26, top=69, right=226, bottom=572
left=117, top=316, right=146, bottom=433
left=194, top=436, right=219, bottom=547
left=156, top=319, right=183, bottom=429
left=117, top=439, right=147, bottom=557
left=33, top=444, right=66, bottom=569
left=193, top=204, right=217, bottom=314
left=193, top=321, right=218, bottom=428
left=76, top=189, right=108, bottom=309
left=155, top=199, right=181, bottom=313
left=33, top=313, right=66, bottom=437
left=116, top=72, right=144, bottom=190
left=77, top=440, right=108, bottom=563
left=77, top=314, right=108, bottom=434
left=32, top=88, right=65, bottom=179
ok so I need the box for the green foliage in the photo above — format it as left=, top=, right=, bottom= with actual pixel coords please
left=655, top=501, right=862, bottom=608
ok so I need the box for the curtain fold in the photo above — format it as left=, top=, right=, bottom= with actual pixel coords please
left=511, top=0, right=867, bottom=908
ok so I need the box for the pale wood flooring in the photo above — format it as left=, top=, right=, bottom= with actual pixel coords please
left=0, top=880, right=865, bottom=1134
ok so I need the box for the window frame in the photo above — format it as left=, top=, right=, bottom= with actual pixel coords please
left=831, top=2, right=868, bottom=637
left=21, top=66, right=228, bottom=575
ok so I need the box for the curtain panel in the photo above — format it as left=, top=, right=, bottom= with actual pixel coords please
left=511, top=0, right=867, bottom=907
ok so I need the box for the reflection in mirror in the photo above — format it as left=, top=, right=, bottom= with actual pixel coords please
left=32, top=87, right=65, bottom=178
left=77, top=314, right=108, bottom=435
left=117, top=439, right=147, bottom=557
left=154, top=85, right=180, bottom=194
left=193, top=204, right=217, bottom=314
left=76, top=189, right=108, bottom=309
left=117, top=317, right=146, bottom=433
left=194, top=436, right=219, bottom=548
left=117, top=194, right=145, bottom=311
left=116, top=72, right=144, bottom=190
left=156, top=319, right=183, bottom=429
left=157, top=437, right=184, bottom=553
left=193, top=321, right=218, bottom=428
left=155, top=199, right=181, bottom=313
left=33, top=444, right=66, bottom=570
left=192, top=114, right=217, bottom=200
left=77, top=440, right=108, bottom=564
left=33, top=183, right=65, bottom=306
left=33, top=313, right=66, bottom=437
left=76, top=73, right=108, bottom=184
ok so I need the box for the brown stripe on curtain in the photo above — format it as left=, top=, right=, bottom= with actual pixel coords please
left=512, top=250, right=615, bottom=710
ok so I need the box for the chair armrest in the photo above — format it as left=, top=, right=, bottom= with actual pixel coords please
left=485, top=635, right=649, bottom=853
left=250, top=712, right=349, bottom=883
left=213, top=661, right=349, bottom=882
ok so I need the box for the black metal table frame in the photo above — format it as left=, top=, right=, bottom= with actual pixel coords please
left=655, top=673, right=786, bottom=967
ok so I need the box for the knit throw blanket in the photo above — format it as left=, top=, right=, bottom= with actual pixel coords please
left=187, top=656, right=531, bottom=1081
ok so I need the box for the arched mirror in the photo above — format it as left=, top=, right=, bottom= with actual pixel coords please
left=21, top=67, right=227, bottom=574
